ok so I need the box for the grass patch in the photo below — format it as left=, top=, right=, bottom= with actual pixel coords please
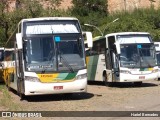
left=0, top=87, right=22, bottom=111
left=0, top=84, right=5, bottom=91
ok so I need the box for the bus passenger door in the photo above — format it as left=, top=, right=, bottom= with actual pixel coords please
left=107, top=36, right=119, bottom=82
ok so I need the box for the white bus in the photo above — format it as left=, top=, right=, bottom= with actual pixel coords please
left=154, top=42, right=160, bottom=78
left=85, top=32, right=158, bottom=86
left=3, top=17, right=92, bottom=99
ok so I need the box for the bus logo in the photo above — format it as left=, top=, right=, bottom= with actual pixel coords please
left=41, top=75, right=53, bottom=77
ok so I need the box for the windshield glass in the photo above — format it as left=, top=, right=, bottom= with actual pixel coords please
left=57, top=35, right=85, bottom=71
left=120, top=43, right=156, bottom=68
left=24, top=36, right=55, bottom=72
left=24, top=34, right=85, bottom=72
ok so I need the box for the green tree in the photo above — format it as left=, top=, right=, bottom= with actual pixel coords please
left=71, top=0, right=108, bottom=28
left=71, top=0, right=107, bottom=16
left=0, top=0, right=10, bottom=44
left=0, top=0, right=64, bottom=43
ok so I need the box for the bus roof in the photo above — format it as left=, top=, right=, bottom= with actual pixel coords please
left=92, top=32, right=151, bottom=42
left=105, top=32, right=150, bottom=37
left=93, top=36, right=105, bottom=42
left=85, top=32, right=151, bottom=44
left=21, top=17, right=79, bottom=23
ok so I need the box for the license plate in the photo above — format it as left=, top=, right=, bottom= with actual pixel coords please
left=139, top=76, right=145, bottom=79
left=54, top=86, right=63, bottom=90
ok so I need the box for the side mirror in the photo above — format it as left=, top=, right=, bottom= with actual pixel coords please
left=83, top=32, right=93, bottom=48
left=85, top=48, right=90, bottom=51
left=16, top=33, right=22, bottom=49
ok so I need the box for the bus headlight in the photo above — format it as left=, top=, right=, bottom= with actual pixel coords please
left=75, top=73, right=87, bottom=80
left=152, top=69, right=159, bottom=73
left=25, top=76, right=40, bottom=82
left=120, top=70, right=131, bottom=74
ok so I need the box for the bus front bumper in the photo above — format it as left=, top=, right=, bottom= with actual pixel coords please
left=158, top=69, right=160, bottom=78
left=120, top=72, right=158, bottom=82
left=24, top=79, right=87, bottom=96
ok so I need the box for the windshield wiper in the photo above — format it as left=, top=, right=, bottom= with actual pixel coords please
left=59, top=51, right=74, bottom=73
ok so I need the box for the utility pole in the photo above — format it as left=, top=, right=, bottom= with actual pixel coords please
left=84, top=18, right=119, bottom=36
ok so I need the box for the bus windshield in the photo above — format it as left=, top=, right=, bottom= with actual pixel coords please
left=120, top=43, right=156, bottom=68
left=24, top=34, right=85, bottom=72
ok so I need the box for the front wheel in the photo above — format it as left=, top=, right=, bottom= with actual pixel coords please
left=103, top=74, right=113, bottom=87
left=103, top=74, right=107, bottom=86
left=17, top=78, right=25, bottom=100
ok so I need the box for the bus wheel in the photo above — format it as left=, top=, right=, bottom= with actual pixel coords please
left=17, top=79, right=25, bottom=100
left=103, top=74, right=107, bottom=86
left=63, top=93, right=73, bottom=98
left=19, top=93, right=25, bottom=101
left=6, top=77, right=11, bottom=91
left=134, top=82, right=142, bottom=86
left=20, top=84, right=25, bottom=100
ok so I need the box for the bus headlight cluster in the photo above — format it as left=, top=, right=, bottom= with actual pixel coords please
left=120, top=70, right=131, bottom=74
left=25, top=76, right=40, bottom=82
left=152, top=69, right=159, bottom=73
left=75, top=73, right=87, bottom=80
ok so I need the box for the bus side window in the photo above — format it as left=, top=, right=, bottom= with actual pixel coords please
left=100, top=39, right=106, bottom=54
left=86, top=42, right=98, bottom=56
left=92, top=38, right=106, bottom=55
left=85, top=37, right=106, bottom=56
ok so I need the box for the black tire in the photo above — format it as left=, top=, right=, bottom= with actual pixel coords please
left=64, top=93, right=73, bottom=96
left=134, top=81, right=142, bottom=86
left=103, top=73, right=113, bottom=87
left=103, top=74, right=107, bottom=86
left=20, top=93, right=25, bottom=101
left=63, top=93, right=74, bottom=99
left=17, top=78, right=25, bottom=100
left=108, top=82, right=114, bottom=87
left=17, top=79, right=20, bottom=94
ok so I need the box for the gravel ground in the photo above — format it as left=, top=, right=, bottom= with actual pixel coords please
left=1, top=80, right=160, bottom=119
